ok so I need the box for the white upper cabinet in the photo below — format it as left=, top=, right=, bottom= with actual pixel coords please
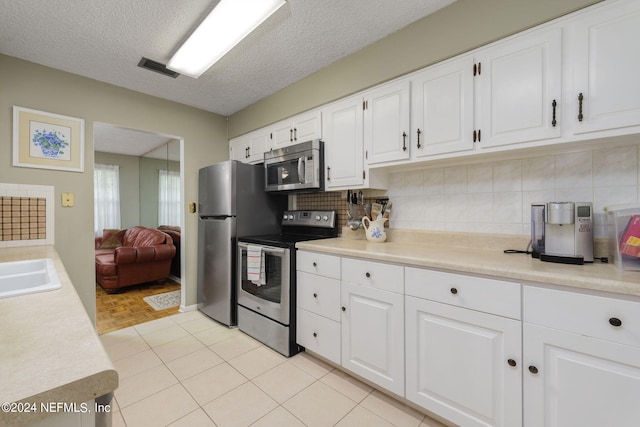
left=412, top=56, right=475, bottom=157
left=322, top=95, right=365, bottom=189
left=364, top=80, right=411, bottom=164
left=272, top=110, right=322, bottom=149
left=476, top=27, right=562, bottom=149
left=229, top=128, right=270, bottom=164
left=568, top=0, right=640, bottom=135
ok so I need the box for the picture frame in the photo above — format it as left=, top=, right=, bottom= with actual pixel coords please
left=12, top=106, right=85, bottom=172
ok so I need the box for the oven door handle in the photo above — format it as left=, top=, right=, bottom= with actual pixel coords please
left=238, top=242, right=288, bottom=255
left=298, top=157, right=305, bottom=184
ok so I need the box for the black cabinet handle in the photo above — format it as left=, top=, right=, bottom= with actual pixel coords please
left=578, top=93, right=584, bottom=122
left=402, top=132, right=407, bottom=151
left=365, top=272, right=371, bottom=278
left=529, top=365, right=539, bottom=374
left=450, top=287, right=458, bottom=295
left=327, top=166, right=331, bottom=181
left=290, top=128, right=293, bottom=142
left=312, top=262, right=317, bottom=267
left=478, top=129, right=481, bottom=142
left=313, top=293, right=318, bottom=298
left=342, top=306, right=346, bottom=312
left=294, top=127, right=297, bottom=141
left=417, top=128, right=422, bottom=149
left=508, top=359, right=517, bottom=367
left=552, top=99, right=557, bottom=127
left=609, top=317, right=622, bottom=327
left=473, top=130, right=477, bottom=142
left=313, top=332, right=317, bottom=337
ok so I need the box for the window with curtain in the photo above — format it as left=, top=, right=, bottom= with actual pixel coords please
left=94, top=164, right=121, bottom=236
left=158, top=169, right=181, bottom=226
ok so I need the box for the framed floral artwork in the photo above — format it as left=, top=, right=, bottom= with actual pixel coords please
left=12, top=106, right=85, bottom=172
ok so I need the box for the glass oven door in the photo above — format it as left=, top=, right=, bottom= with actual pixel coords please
left=237, top=242, right=290, bottom=325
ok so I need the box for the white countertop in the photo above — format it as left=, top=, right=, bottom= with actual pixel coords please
left=296, top=237, right=640, bottom=297
left=0, top=246, right=118, bottom=427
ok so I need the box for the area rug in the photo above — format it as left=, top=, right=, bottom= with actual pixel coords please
left=143, top=290, right=181, bottom=311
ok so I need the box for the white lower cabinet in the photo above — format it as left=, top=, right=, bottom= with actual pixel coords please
left=405, top=297, right=522, bottom=427
left=341, top=281, right=405, bottom=396
left=523, top=323, right=640, bottom=427
left=523, top=285, right=640, bottom=427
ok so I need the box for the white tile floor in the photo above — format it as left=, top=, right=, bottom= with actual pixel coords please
left=100, top=311, right=447, bottom=427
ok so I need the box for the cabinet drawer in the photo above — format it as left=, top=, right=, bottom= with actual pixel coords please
left=297, top=251, right=341, bottom=279
left=524, top=285, right=640, bottom=348
left=296, top=308, right=341, bottom=364
left=405, top=267, right=521, bottom=319
left=341, top=257, right=404, bottom=293
left=297, top=271, right=341, bottom=322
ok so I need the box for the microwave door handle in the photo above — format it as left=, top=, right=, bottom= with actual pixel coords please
left=298, top=157, right=305, bottom=184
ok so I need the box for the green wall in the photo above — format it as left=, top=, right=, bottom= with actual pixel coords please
left=94, top=151, right=141, bottom=230
left=139, top=157, right=180, bottom=228
left=0, top=54, right=228, bottom=321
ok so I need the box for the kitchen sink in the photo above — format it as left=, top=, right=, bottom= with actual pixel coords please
left=0, top=258, right=62, bottom=299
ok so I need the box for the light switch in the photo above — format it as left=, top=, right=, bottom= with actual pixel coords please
left=61, top=192, right=74, bottom=207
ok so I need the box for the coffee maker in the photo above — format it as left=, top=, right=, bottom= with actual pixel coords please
left=530, top=202, right=594, bottom=264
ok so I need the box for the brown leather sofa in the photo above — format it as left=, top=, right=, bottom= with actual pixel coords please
left=95, top=226, right=176, bottom=293
left=158, top=225, right=180, bottom=278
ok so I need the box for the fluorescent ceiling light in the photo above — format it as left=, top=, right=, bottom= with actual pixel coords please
left=168, top=0, right=286, bottom=78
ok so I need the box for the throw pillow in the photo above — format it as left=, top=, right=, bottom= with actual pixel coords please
left=100, top=229, right=124, bottom=249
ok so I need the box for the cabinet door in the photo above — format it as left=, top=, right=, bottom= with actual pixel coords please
left=229, top=135, right=249, bottom=162
left=322, top=96, right=364, bottom=189
left=412, top=56, right=475, bottom=157
left=248, top=129, right=271, bottom=163
left=364, top=80, right=411, bottom=164
left=293, top=110, right=322, bottom=143
left=570, top=1, right=640, bottom=134
left=405, top=297, right=522, bottom=427
left=524, top=323, right=640, bottom=427
left=341, top=282, right=404, bottom=396
left=271, top=119, right=294, bottom=149
left=476, top=28, right=562, bottom=148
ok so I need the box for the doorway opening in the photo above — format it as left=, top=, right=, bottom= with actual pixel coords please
left=93, top=122, right=185, bottom=334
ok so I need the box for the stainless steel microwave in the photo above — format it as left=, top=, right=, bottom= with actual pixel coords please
left=264, top=139, right=324, bottom=192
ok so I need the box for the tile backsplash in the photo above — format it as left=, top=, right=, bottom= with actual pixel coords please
left=1, top=196, right=46, bottom=241
left=296, top=142, right=640, bottom=239
left=387, top=143, right=640, bottom=238
left=0, top=184, right=54, bottom=247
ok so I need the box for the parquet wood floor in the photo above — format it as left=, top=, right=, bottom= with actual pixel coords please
left=95, top=280, right=181, bottom=335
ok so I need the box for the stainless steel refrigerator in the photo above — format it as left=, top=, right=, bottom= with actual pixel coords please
left=197, top=160, right=285, bottom=326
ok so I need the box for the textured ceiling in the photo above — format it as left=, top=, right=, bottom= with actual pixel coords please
left=1, top=0, right=455, bottom=156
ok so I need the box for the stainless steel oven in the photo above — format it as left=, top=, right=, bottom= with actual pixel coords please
left=236, top=210, right=338, bottom=357
left=264, top=140, right=324, bottom=193
left=237, top=243, right=290, bottom=325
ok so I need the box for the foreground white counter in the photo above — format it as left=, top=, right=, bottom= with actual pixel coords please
left=0, top=246, right=118, bottom=427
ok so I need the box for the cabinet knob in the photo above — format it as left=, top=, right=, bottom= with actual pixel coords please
left=507, top=359, right=517, bottom=367
left=313, top=332, right=317, bottom=337
left=365, top=272, right=371, bottom=278
left=450, top=287, right=458, bottom=295
left=342, top=306, right=346, bottom=312
left=312, top=262, right=317, bottom=267
left=313, top=293, right=318, bottom=298
left=528, top=365, right=539, bottom=374
left=609, top=317, right=622, bottom=327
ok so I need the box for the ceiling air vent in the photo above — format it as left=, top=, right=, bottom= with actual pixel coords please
left=137, top=57, right=180, bottom=78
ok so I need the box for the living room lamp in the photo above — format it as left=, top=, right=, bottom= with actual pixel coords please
left=168, top=0, right=286, bottom=78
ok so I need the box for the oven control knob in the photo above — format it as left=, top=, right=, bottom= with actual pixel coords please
left=283, top=214, right=288, bottom=220
left=288, top=214, right=294, bottom=220
left=322, top=215, right=329, bottom=221
left=315, top=215, right=321, bottom=221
